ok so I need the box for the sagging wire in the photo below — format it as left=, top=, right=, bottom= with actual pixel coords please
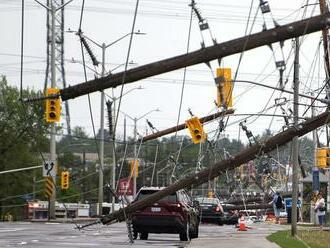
left=259, top=0, right=286, bottom=88
left=170, top=136, right=185, bottom=183
left=19, top=0, right=25, bottom=101
left=173, top=0, right=194, bottom=140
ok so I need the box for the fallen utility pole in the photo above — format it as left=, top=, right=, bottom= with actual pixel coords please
left=224, top=203, right=272, bottom=211
left=140, top=108, right=234, bottom=143
left=61, top=13, right=330, bottom=101
left=226, top=192, right=292, bottom=205
left=97, top=111, right=330, bottom=226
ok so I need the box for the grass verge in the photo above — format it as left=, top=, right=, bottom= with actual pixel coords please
left=267, top=230, right=308, bottom=248
left=267, top=230, right=330, bottom=248
left=297, top=230, right=330, bottom=248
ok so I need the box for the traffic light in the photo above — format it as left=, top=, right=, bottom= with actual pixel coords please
left=45, top=88, right=61, bottom=123
left=185, top=117, right=207, bottom=144
left=207, top=191, right=214, bottom=198
left=130, top=160, right=139, bottom=178
left=216, top=68, right=233, bottom=108
left=316, top=148, right=330, bottom=169
left=61, top=171, right=69, bottom=190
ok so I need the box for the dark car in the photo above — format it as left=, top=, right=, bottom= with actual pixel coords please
left=132, top=187, right=200, bottom=241
left=221, top=205, right=239, bottom=225
left=195, top=197, right=224, bottom=225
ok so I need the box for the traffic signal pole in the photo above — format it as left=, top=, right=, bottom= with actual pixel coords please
left=49, top=1, right=57, bottom=220
left=60, top=13, right=330, bottom=101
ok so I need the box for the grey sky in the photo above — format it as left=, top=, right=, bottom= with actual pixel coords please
left=0, top=0, right=327, bottom=143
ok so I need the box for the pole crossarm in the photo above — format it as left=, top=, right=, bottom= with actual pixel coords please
left=140, top=108, right=234, bottom=143
left=61, top=13, right=330, bottom=101
left=95, top=110, right=330, bottom=226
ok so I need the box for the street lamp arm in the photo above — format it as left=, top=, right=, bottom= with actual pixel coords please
left=105, top=31, right=145, bottom=48
left=136, top=108, right=160, bottom=121
left=120, top=86, right=144, bottom=98
left=105, top=33, right=131, bottom=48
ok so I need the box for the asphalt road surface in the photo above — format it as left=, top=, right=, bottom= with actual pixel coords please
left=0, top=221, right=284, bottom=247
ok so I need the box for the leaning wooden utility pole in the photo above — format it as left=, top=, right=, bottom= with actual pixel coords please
left=319, top=0, right=330, bottom=216
left=61, top=13, right=330, bottom=101
left=94, top=111, right=330, bottom=226
left=140, top=109, right=234, bottom=143
left=291, top=38, right=300, bottom=237
left=319, top=0, right=330, bottom=78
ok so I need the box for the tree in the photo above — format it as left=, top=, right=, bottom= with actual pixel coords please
left=0, top=75, right=49, bottom=219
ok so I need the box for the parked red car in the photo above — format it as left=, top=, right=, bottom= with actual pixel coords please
left=132, top=187, right=200, bottom=241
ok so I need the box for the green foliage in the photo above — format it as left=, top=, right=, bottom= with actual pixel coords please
left=0, top=75, right=49, bottom=218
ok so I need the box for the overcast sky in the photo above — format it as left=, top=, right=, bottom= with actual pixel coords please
left=0, top=0, right=327, bottom=144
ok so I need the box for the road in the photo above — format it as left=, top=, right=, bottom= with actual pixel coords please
left=0, top=221, right=285, bottom=247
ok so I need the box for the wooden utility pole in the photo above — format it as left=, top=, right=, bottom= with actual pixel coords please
left=140, top=109, right=234, bottom=143
left=97, top=111, right=330, bottom=225
left=291, top=38, right=300, bottom=237
left=319, top=0, right=330, bottom=77
left=61, top=13, right=330, bottom=101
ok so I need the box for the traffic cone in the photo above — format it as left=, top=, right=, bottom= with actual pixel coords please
left=238, top=215, right=247, bottom=231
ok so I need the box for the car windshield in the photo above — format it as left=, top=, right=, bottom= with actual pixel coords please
left=195, top=198, right=219, bottom=204
left=137, top=190, right=177, bottom=202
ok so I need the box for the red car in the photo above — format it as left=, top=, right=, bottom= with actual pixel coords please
left=132, top=187, right=200, bottom=241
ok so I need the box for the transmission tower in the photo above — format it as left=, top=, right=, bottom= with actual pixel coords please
left=44, top=0, right=71, bottom=136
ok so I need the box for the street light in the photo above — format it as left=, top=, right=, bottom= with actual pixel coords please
left=123, top=108, right=160, bottom=197
left=105, top=86, right=144, bottom=212
left=69, top=30, right=146, bottom=216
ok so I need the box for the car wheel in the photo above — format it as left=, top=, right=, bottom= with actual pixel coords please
left=140, top=232, right=148, bottom=240
left=180, top=221, right=190, bottom=241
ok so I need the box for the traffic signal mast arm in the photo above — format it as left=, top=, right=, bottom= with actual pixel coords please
left=97, top=111, right=330, bottom=226
left=61, top=13, right=330, bottom=101
left=139, top=108, right=234, bottom=143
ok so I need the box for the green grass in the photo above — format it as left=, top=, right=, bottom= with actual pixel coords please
left=267, top=231, right=308, bottom=248
left=267, top=230, right=330, bottom=248
left=297, top=230, right=330, bottom=248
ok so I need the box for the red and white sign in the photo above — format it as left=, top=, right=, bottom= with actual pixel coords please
left=117, top=177, right=133, bottom=195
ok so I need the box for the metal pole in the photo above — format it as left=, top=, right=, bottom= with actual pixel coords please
left=133, top=118, right=137, bottom=197
left=111, top=96, right=116, bottom=213
left=311, top=93, right=319, bottom=224
left=98, top=43, right=106, bottom=216
left=49, top=1, right=56, bottom=220
left=291, top=37, right=300, bottom=237
left=151, top=145, right=159, bottom=186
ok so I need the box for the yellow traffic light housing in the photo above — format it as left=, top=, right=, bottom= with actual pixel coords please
left=216, top=68, right=233, bottom=108
left=316, top=147, right=330, bottom=169
left=130, top=160, right=139, bottom=178
left=45, top=88, right=61, bottom=123
left=185, top=117, right=207, bottom=144
left=61, top=171, right=69, bottom=190
left=207, top=191, right=214, bottom=198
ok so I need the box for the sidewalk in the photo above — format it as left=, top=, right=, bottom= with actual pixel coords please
left=189, top=222, right=287, bottom=248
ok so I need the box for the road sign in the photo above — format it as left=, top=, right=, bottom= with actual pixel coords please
left=117, top=177, right=133, bottom=195
left=44, top=176, right=55, bottom=199
left=42, top=160, right=56, bottom=178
